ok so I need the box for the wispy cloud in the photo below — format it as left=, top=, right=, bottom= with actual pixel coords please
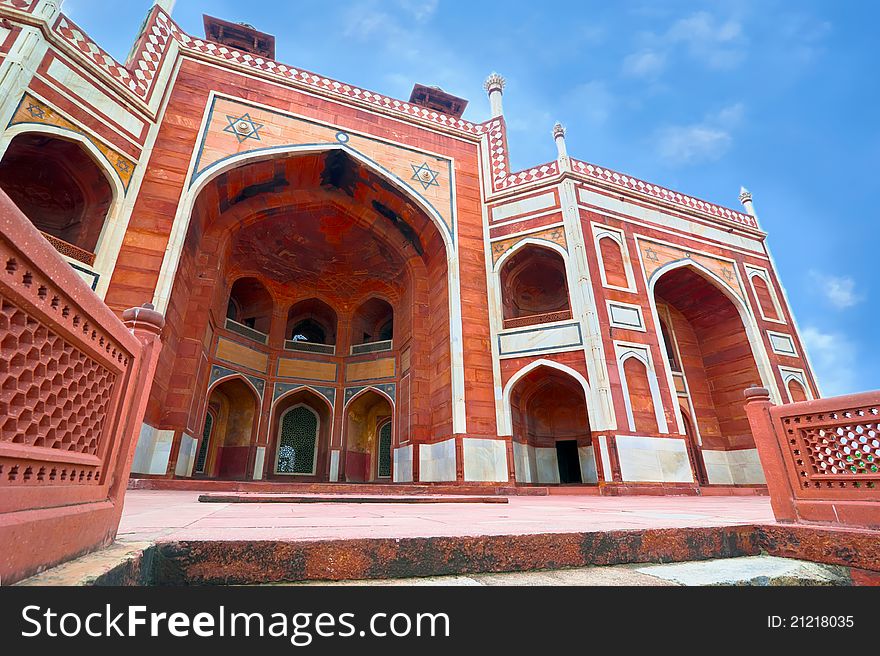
left=622, top=50, right=666, bottom=78
left=801, top=326, right=858, bottom=396
left=655, top=102, right=745, bottom=166
left=808, top=271, right=864, bottom=309
left=663, top=11, right=747, bottom=70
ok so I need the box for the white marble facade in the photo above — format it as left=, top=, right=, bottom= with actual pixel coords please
left=393, top=445, right=413, bottom=482
left=702, top=448, right=766, bottom=485
left=131, top=424, right=174, bottom=475
left=173, top=434, right=198, bottom=477
left=616, top=435, right=694, bottom=483
left=463, top=438, right=508, bottom=482
left=418, top=438, right=456, bottom=482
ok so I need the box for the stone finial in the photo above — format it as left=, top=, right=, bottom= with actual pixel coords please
left=552, top=121, right=569, bottom=164
left=739, top=185, right=753, bottom=205
left=553, top=122, right=566, bottom=140
left=483, top=72, right=506, bottom=94
left=484, top=73, right=505, bottom=118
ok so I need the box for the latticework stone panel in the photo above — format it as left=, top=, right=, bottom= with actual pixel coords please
left=784, top=407, right=880, bottom=491
left=0, top=295, right=116, bottom=455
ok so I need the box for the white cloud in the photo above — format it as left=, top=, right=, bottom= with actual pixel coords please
left=622, top=50, right=666, bottom=77
left=801, top=326, right=858, bottom=396
left=808, top=271, right=863, bottom=309
left=664, top=11, right=747, bottom=70
left=395, top=0, right=439, bottom=22
left=655, top=102, right=745, bottom=166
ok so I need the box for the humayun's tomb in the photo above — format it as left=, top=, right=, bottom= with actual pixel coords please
left=0, top=0, right=823, bottom=499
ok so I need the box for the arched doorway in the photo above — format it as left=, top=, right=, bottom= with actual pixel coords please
left=200, top=377, right=260, bottom=480
left=508, top=365, right=596, bottom=485
left=652, top=264, right=765, bottom=484
left=0, top=133, right=113, bottom=265
left=269, top=389, right=333, bottom=481
left=343, top=390, right=393, bottom=482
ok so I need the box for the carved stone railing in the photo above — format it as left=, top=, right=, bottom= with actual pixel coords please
left=744, top=386, right=880, bottom=530
left=224, top=317, right=268, bottom=344
left=0, top=189, right=164, bottom=584
left=38, top=230, right=96, bottom=266
left=502, top=309, right=572, bottom=330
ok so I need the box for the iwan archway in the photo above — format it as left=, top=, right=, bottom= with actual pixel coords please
left=648, top=261, right=773, bottom=486
left=141, top=149, right=454, bottom=483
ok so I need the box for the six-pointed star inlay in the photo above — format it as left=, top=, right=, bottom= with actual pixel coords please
left=410, top=162, right=440, bottom=190
left=224, top=113, right=264, bottom=143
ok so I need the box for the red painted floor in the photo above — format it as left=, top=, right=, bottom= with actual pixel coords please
left=117, top=490, right=775, bottom=543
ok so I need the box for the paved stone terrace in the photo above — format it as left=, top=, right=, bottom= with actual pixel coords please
left=118, top=490, right=775, bottom=543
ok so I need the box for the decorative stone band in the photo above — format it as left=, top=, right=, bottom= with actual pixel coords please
left=502, top=310, right=573, bottom=330
left=39, top=231, right=96, bottom=266
left=572, top=159, right=758, bottom=230
left=37, top=7, right=757, bottom=230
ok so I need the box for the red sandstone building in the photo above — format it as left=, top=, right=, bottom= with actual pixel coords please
left=0, top=1, right=821, bottom=493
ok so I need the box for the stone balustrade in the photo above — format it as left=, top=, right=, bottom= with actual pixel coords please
left=744, top=386, right=880, bottom=529
left=0, top=189, right=164, bottom=584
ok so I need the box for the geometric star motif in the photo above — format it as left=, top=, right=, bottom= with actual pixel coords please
left=644, top=247, right=660, bottom=263
left=721, top=267, right=735, bottom=282
left=26, top=103, right=45, bottom=119
left=223, top=113, right=264, bottom=143
left=116, top=157, right=131, bottom=173
left=410, top=161, right=440, bottom=190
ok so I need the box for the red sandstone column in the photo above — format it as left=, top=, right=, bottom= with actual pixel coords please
left=109, top=303, right=165, bottom=527
left=743, top=386, right=797, bottom=523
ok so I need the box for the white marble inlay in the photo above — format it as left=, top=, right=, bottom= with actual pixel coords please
left=47, top=58, right=146, bottom=135
left=463, top=438, right=508, bottom=482
left=131, top=424, right=174, bottom=475
left=578, top=445, right=598, bottom=483
left=535, top=447, right=560, bottom=484
left=607, top=301, right=645, bottom=331
left=768, top=331, right=797, bottom=357
left=616, top=435, right=693, bottom=483
left=174, top=433, right=198, bottom=477
left=393, top=445, right=413, bottom=482
left=329, top=450, right=340, bottom=482
left=702, top=448, right=765, bottom=485
left=499, top=322, right=582, bottom=357
left=419, top=438, right=456, bottom=482
left=491, top=191, right=556, bottom=222
left=252, top=446, right=265, bottom=480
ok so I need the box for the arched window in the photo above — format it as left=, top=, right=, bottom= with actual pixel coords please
left=623, top=356, right=659, bottom=433
left=499, top=245, right=571, bottom=328
left=787, top=378, right=808, bottom=403
left=598, top=235, right=629, bottom=288
left=276, top=405, right=319, bottom=475
left=750, top=274, right=780, bottom=321
left=225, top=277, right=272, bottom=342
left=0, top=133, right=113, bottom=264
left=285, top=298, right=338, bottom=353
left=377, top=421, right=392, bottom=478
left=351, top=298, right=394, bottom=352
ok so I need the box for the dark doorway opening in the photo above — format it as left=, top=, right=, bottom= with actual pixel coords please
left=556, top=440, right=582, bottom=484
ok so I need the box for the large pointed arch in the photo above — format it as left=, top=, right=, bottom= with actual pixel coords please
left=647, top=258, right=781, bottom=438
left=500, top=359, right=593, bottom=436
left=151, top=142, right=466, bottom=433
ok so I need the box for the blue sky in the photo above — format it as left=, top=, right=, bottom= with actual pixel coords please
left=63, top=0, right=879, bottom=396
